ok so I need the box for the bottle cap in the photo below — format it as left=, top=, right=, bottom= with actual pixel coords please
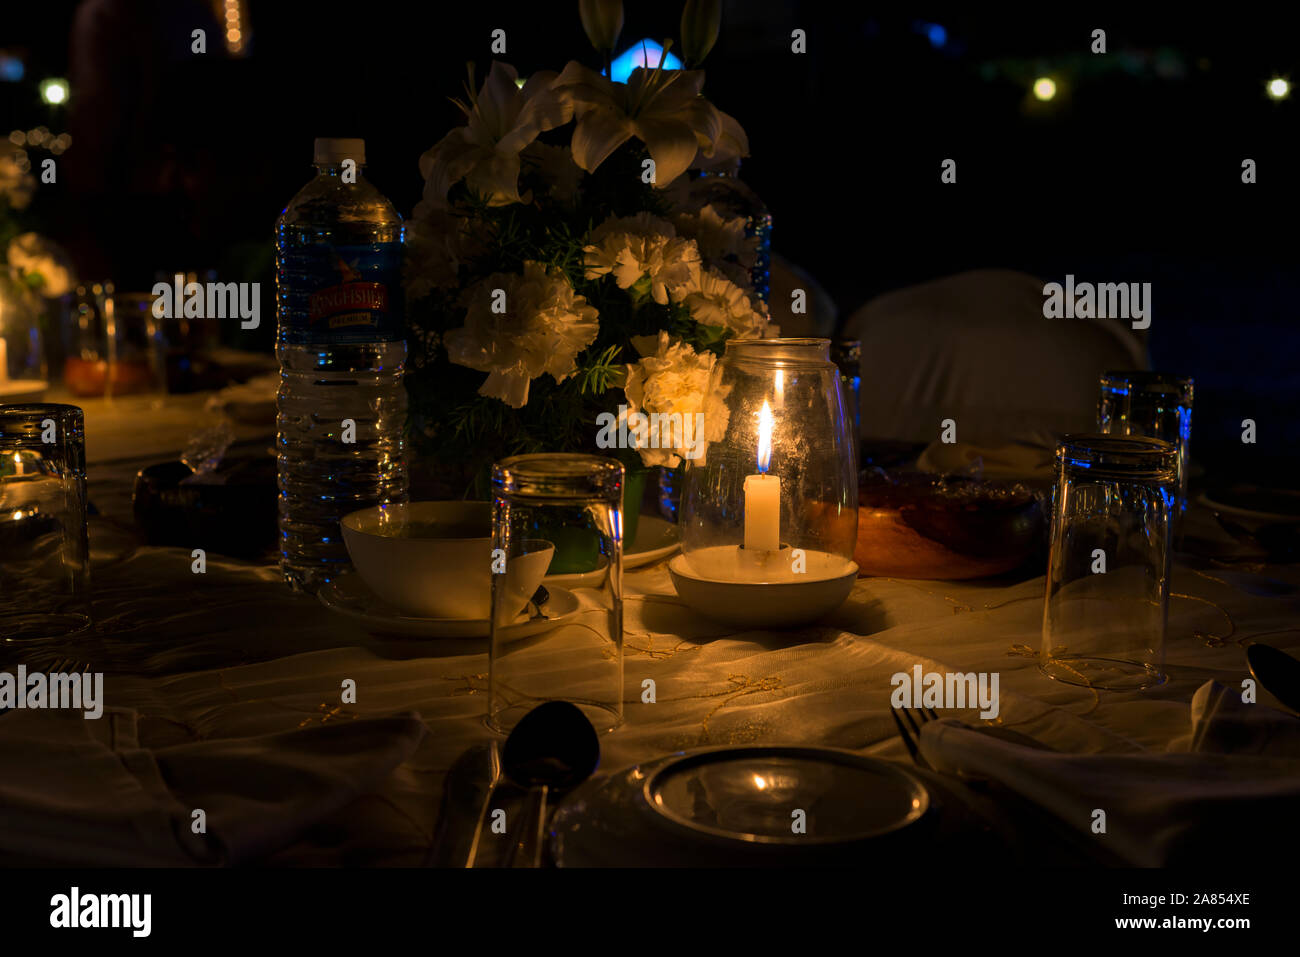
left=313, top=138, right=365, bottom=165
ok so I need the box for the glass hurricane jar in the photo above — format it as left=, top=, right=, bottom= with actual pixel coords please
left=680, top=338, right=858, bottom=584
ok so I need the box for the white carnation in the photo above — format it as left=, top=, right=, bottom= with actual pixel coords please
left=678, top=267, right=770, bottom=340
left=673, top=204, right=756, bottom=269
left=7, top=232, right=73, bottom=297
left=583, top=213, right=701, bottom=306
left=444, top=261, right=599, bottom=408
left=622, top=330, right=731, bottom=468
left=403, top=209, right=485, bottom=300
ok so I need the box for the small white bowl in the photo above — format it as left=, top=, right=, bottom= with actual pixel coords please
left=341, top=501, right=553, bottom=620
left=668, top=549, right=858, bottom=629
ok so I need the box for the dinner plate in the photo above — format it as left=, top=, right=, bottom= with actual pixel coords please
left=542, top=517, right=681, bottom=587
left=550, top=746, right=932, bottom=866
left=1198, top=485, right=1300, bottom=526
left=318, top=574, right=580, bottom=639
left=544, top=557, right=609, bottom=589
left=624, top=516, right=681, bottom=569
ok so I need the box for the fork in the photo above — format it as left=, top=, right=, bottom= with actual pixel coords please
left=891, top=706, right=1057, bottom=771
left=890, top=705, right=940, bottom=769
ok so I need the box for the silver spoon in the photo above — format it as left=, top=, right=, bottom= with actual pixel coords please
left=501, top=701, right=600, bottom=867
left=1246, top=643, right=1300, bottom=714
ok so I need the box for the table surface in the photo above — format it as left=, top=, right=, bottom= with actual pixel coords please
left=5, top=408, right=1300, bottom=866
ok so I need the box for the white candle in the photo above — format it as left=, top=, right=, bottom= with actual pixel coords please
left=744, top=400, right=780, bottom=551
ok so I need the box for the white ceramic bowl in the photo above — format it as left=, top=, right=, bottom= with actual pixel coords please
left=341, top=501, right=553, bottom=620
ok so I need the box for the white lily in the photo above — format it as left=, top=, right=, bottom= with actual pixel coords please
left=417, top=61, right=573, bottom=211
left=693, top=106, right=749, bottom=173
left=553, top=57, right=721, bottom=188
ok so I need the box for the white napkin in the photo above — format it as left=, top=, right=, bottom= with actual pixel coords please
left=0, top=707, right=425, bottom=866
left=918, top=681, right=1300, bottom=866
left=914, top=429, right=1058, bottom=481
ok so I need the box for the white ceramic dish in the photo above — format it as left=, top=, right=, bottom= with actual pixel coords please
left=541, top=516, right=681, bottom=587
left=317, top=575, right=580, bottom=639
left=544, top=556, right=610, bottom=589
left=340, top=501, right=553, bottom=619
left=667, top=548, right=858, bottom=628
left=624, top=516, right=681, bottom=569
left=1197, top=487, right=1300, bottom=526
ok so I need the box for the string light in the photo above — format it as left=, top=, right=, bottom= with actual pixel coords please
left=219, top=0, right=246, bottom=56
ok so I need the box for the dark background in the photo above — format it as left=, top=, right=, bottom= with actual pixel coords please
left=3, top=0, right=1297, bottom=476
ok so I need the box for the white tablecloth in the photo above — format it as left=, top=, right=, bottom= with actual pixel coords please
left=4, top=438, right=1299, bottom=865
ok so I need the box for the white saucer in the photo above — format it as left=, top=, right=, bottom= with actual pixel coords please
left=625, top=516, right=681, bottom=569
left=318, top=575, right=580, bottom=639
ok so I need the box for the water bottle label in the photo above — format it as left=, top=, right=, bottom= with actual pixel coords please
left=290, top=242, right=404, bottom=344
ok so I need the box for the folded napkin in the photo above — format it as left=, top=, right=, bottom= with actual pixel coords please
left=915, top=429, right=1058, bottom=481
left=0, top=707, right=425, bottom=866
left=919, top=681, right=1300, bottom=866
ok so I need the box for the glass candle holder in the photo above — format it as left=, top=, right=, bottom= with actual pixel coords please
left=1041, top=434, right=1177, bottom=691
left=1098, top=371, right=1193, bottom=537
left=488, top=454, right=624, bottom=735
left=673, top=339, right=858, bottom=627
left=0, top=403, right=92, bottom=641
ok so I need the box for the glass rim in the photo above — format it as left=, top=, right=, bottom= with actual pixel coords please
left=0, top=403, right=85, bottom=420
left=1101, top=370, right=1194, bottom=391
left=725, top=337, right=831, bottom=364
left=1057, top=433, right=1178, bottom=478
left=493, top=453, right=623, bottom=500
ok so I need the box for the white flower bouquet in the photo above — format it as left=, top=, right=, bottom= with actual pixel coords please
left=403, top=0, right=776, bottom=496
left=1, top=151, right=75, bottom=383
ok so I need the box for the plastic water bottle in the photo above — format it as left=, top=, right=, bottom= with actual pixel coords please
left=275, top=138, right=407, bottom=593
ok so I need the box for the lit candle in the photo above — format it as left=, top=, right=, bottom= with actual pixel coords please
left=743, top=400, right=780, bottom=551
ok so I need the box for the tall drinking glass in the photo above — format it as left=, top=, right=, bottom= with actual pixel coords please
left=1098, top=371, right=1193, bottom=537
left=0, top=404, right=92, bottom=641
left=488, top=454, right=624, bottom=735
left=1041, top=435, right=1176, bottom=691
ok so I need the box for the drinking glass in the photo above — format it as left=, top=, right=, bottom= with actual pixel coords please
left=488, top=454, right=624, bottom=735
left=61, top=284, right=166, bottom=398
left=1041, top=434, right=1177, bottom=690
left=1098, top=371, right=1193, bottom=537
left=0, top=404, right=92, bottom=641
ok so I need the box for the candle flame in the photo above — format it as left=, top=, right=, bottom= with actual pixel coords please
left=756, top=400, right=774, bottom=473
